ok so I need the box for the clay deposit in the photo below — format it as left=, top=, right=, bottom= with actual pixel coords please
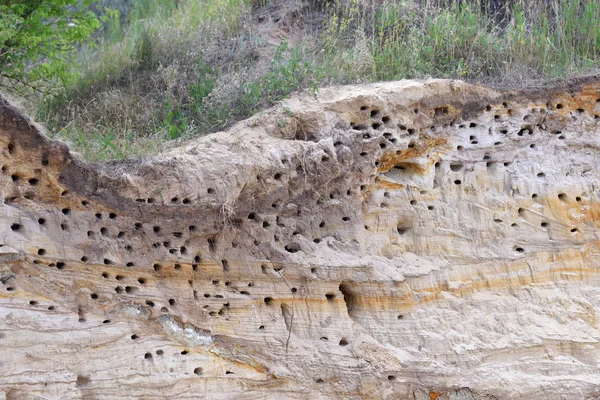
left=2, top=78, right=600, bottom=399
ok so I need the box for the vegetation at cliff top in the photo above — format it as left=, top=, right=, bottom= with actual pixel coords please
left=3, top=0, right=600, bottom=162
left=0, top=1, right=102, bottom=92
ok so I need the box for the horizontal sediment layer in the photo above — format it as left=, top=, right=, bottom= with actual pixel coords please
left=2, top=77, right=600, bottom=399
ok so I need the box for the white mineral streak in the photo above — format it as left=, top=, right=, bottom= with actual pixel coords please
left=158, top=315, right=213, bottom=346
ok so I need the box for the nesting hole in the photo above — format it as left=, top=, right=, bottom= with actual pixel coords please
left=434, top=106, right=449, bottom=117
left=208, top=238, right=216, bottom=253
left=285, top=243, right=301, bottom=253
left=397, top=226, right=409, bottom=235
left=450, top=163, right=463, bottom=172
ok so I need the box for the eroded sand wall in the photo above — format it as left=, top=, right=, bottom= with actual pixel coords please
left=2, top=78, right=600, bottom=399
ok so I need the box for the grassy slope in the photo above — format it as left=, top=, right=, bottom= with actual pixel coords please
left=34, top=0, right=600, bottom=162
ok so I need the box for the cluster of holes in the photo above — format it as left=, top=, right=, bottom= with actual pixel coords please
left=11, top=96, right=599, bottom=371
left=363, top=100, right=595, bottom=260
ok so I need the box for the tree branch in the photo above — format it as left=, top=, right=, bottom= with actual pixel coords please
left=0, top=73, right=44, bottom=93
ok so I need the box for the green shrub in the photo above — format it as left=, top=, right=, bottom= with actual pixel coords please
left=0, top=1, right=102, bottom=94
left=32, top=0, right=600, bottom=162
left=316, top=0, right=600, bottom=84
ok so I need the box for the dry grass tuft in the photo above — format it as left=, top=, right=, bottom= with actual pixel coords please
left=32, top=0, right=600, bottom=162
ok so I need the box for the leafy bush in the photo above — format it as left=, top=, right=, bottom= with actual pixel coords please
left=0, top=1, right=102, bottom=93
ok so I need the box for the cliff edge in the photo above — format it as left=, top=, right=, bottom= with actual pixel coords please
left=2, top=78, right=600, bottom=399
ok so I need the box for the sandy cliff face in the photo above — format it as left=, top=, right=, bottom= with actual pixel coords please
left=2, top=78, right=600, bottom=399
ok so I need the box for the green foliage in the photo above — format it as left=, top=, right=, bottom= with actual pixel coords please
left=189, top=59, right=215, bottom=106
left=503, top=0, right=600, bottom=77
left=317, top=0, right=600, bottom=82
left=163, top=99, right=189, bottom=140
left=57, top=124, right=143, bottom=162
left=239, top=41, right=321, bottom=115
left=0, top=0, right=102, bottom=92
left=32, top=0, right=600, bottom=163
left=158, top=41, right=320, bottom=140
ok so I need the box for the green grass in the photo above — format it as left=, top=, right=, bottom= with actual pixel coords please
left=33, top=0, right=600, bottom=162
left=36, top=0, right=253, bottom=161
left=317, top=0, right=600, bottom=83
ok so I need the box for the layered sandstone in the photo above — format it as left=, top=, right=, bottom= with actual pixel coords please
left=2, top=78, right=600, bottom=399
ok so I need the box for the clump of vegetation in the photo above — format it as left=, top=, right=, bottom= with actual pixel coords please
left=0, top=1, right=102, bottom=92
left=4, top=0, right=600, bottom=162
left=31, top=0, right=322, bottom=161
left=318, top=0, right=600, bottom=84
